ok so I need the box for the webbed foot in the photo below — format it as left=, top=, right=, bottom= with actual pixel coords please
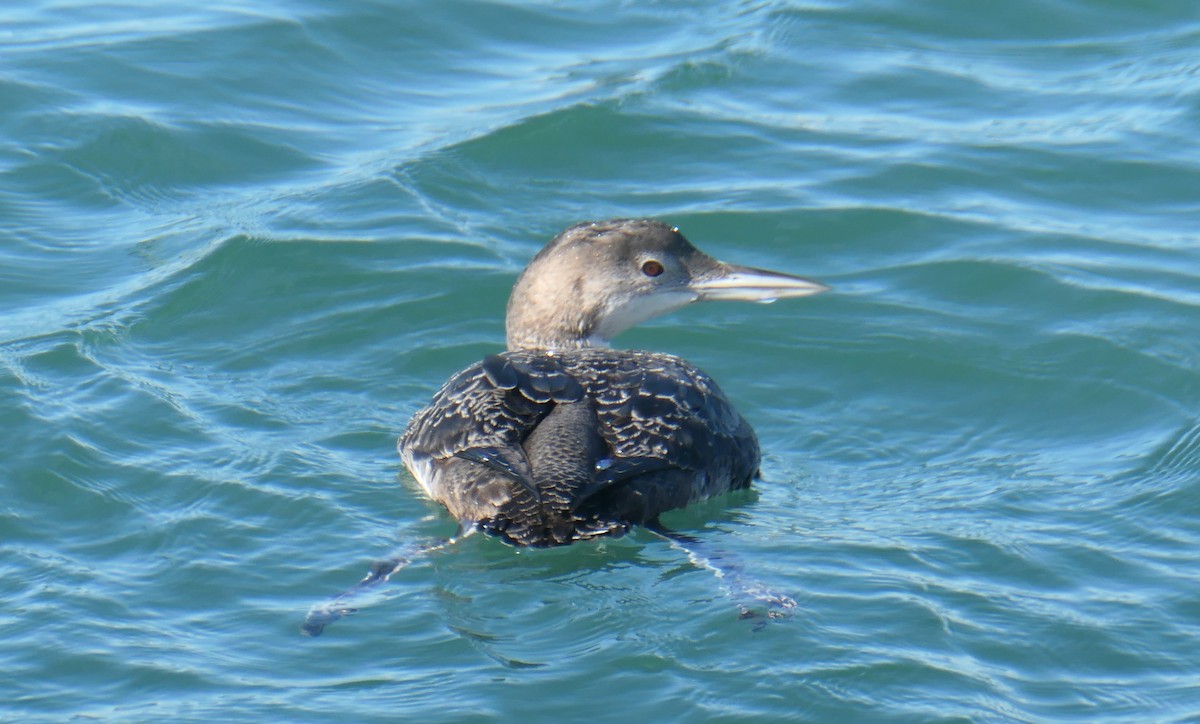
left=301, top=534, right=465, bottom=637
left=647, top=521, right=797, bottom=629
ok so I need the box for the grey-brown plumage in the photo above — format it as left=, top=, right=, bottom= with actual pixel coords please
left=401, top=349, right=756, bottom=545
left=399, top=219, right=826, bottom=547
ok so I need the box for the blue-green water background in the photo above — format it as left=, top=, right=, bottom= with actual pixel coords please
left=4, top=1, right=1199, bottom=720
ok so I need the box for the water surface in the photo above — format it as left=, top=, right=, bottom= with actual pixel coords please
left=3, top=1, right=1199, bottom=720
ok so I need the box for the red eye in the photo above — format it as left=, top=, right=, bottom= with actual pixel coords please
left=641, top=260, right=664, bottom=277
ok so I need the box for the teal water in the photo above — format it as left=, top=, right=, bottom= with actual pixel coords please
left=4, top=0, right=1200, bottom=720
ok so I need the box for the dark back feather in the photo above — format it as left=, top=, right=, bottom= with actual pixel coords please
left=399, top=348, right=760, bottom=546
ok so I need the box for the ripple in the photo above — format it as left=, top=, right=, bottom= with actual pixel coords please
left=3, top=0, right=1200, bottom=720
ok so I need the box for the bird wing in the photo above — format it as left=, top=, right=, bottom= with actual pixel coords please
left=560, top=349, right=760, bottom=510
left=398, top=353, right=580, bottom=502
left=399, top=350, right=759, bottom=524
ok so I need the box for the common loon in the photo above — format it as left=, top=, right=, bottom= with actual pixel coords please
left=398, top=218, right=827, bottom=547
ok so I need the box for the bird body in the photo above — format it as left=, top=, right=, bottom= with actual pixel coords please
left=400, top=348, right=758, bottom=546
left=398, top=219, right=825, bottom=546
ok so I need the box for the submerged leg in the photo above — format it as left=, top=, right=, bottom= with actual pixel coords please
left=646, top=521, right=797, bottom=628
left=301, top=530, right=470, bottom=637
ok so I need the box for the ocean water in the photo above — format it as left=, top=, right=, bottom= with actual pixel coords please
left=3, top=0, right=1199, bottom=720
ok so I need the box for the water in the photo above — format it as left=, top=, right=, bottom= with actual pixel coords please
left=3, top=0, right=1199, bottom=720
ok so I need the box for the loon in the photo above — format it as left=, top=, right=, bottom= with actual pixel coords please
left=398, top=218, right=827, bottom=547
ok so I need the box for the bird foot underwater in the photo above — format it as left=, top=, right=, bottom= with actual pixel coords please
left=301, top=556, right=406, bottom=637
left=302, top=525, right=796, bottom=636
left=736, top=588, right=799, bottom=632
left=648, top=523, right=798, bottom=631
left=301, top=536, right=462, bottom=637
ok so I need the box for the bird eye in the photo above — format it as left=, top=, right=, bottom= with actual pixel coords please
left=641, top=260, right=664, bottom=277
